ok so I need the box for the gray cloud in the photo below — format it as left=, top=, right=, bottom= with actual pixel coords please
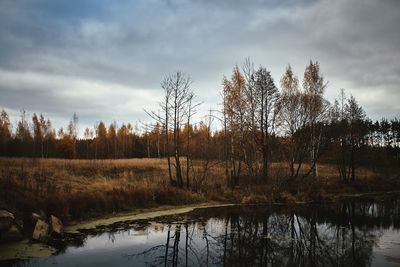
left=0, top=0, right=399, bottom=132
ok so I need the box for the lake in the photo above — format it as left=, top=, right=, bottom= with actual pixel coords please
left=4, top=197, right=400, bottom=266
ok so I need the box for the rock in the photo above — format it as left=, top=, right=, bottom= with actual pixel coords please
left=1, top=224, right=24, bottom=242
left=0, top=210, right=14, bottom=219
left=0, top=210, right=15, bottom=232
left=0, top=210, right=24, bottom=243
left=32, top=219, right=49, bottom=241
left=22, top=212, right=42, bottom=236
left=31, top=212, right=42, bottom=223
left=50, top=215, right=63, bottom=235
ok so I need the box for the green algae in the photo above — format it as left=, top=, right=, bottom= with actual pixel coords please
left=0, top=239, right=56, bottom=261
left=64, top=203, right=234, bottom=233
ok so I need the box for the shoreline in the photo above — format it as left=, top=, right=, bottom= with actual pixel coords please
left=1, top=190, right=400, bottom=262
left=64, top=202, right=235, bottom=233
left=66, top=189, right=400, bottom=232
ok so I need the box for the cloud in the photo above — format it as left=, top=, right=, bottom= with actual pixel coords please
left=0, top=0, right=399, bottom=133
left=0, top=69, right=161, bottom=130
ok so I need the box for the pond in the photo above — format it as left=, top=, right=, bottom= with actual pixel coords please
left=4, top=197, right=400, bottom=266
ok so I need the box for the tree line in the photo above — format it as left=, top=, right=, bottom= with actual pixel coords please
left=146, top=60, right=399, bottom=188
left=0, top=59, right=399, bottom=187
left=0, top=109, right=217, bottom=161
left=222, top=60, right=399, bottom=186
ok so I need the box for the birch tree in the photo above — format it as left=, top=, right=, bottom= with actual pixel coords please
left=302, top=61, right=328, bottom=177
left=223, top=66, right=247, bottom=186
left=277, top=65, right=309, bottom=178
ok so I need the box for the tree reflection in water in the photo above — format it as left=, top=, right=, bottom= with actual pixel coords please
left=130, top=198, right=400, bottom=266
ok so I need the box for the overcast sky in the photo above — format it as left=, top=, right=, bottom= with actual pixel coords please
left=0, top=0, right=399, bottom=133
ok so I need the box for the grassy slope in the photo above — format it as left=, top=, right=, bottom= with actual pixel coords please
left=0, top=157, right=399, bottom=223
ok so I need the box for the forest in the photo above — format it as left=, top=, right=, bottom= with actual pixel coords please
left=0, top=60, right=399, bottom=223
left=1, top=61, right=399, bottom=183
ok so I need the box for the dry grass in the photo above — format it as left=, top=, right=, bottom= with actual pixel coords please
left=0, top=158, right=203, bottom=222
left=0, top=157, right=398, bottom=223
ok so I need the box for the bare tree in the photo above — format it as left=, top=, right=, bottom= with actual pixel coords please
left=184, top=92, right=200, bottom=188
left=68, top=113, right=79, bottom=159
left=142, top=123, right=152, bottom=158
left=332, top=89, right=350, bottom=182
left=223, top=59, right=279, bottom=182
left=222, top=66, right=247, bottom=186
left=253, top=66, right=280, bottom=179
left=242, top=59, right=258, bottom=177
left=276, top=65, right=308, bottom=178
left=277, top=63, right=330, bottom=180
left=84, top=127, right=91, bottom=159
left=302, top=61, right=328, bottom=177
left=0, top=110, right=12, bottom=156
left=190, top=110, right=220, bottom=191
left=32, top=113, right=42, bottom=157
left=146, top=71, right=198, bottom=188
left=346, top=95, right=366, bottom=181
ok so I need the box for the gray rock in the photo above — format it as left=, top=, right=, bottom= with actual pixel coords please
left=0, top=210, right=15, bottom=232
left=1, top=224, right=24, bottom=242
left=32, top=219, right=49, bottom=241
left=31, top=212, right=42, bottom=223
left=50, top=215, right=63, bottom=235
left=0, top=210, right=14, bottom=219
left=22, top=212, right=41, bottom=235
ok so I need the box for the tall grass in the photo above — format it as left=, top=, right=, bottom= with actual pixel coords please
left=0, top=158, right=203, bottom=221
left=0, top=157, right=397, bottom=223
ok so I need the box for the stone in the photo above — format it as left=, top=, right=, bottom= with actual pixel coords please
left=22, top=212, right=42, bottom=235
left=0, top=210, right=15, bottom=232
left=32, top=219, right=49, bottom=241
left=1, top=225, right=24, bottom=242
left=0, top=210, right=14, bottom=220
left=31, top=212, right=42, bottom=223
left=50, top=215, right=63, bottom=235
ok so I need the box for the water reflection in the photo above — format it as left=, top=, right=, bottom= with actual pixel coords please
left=9, top=197, right=400, bottom=266
left=131, top=199, right=400, bottom=266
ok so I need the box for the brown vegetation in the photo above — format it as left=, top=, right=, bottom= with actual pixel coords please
left=0, top=157, right=398, bottom=224
left=0, top=60, right=399, bottom=226
left=0, top=158, right=203, bottom=222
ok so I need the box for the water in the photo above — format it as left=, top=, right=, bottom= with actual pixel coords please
left=6, top=198, right=400, bottom=266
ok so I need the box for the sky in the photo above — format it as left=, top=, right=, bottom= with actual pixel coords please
left=0, top=0, right=399, bottom=133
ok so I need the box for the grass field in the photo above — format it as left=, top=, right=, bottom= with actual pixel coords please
left=0, top=157, right=398, bottom=223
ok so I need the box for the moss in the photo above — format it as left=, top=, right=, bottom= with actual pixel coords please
left=384, top=255, right=400, bottom=265
left=0, top=239, right=56, bottom=261
left=64, top=203, right=234, bottom=233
